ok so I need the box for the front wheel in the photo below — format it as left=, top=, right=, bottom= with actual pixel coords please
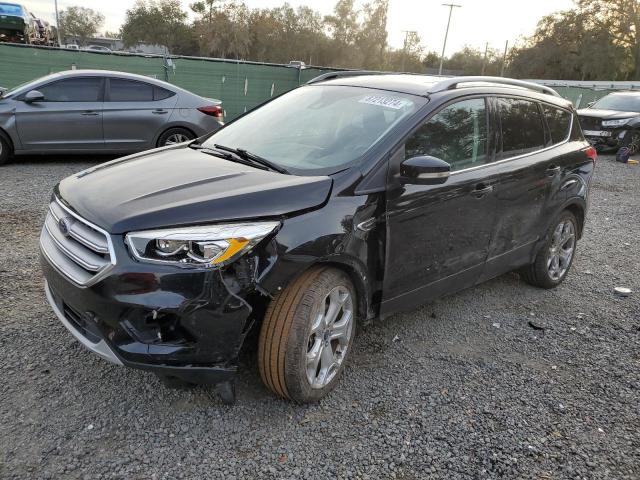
left=520, top=210, right=578, bottom=289
left=157, top=127, right=195, bottom=147
left=258, top=267, right=356, bottom=403
left=0, top=135, right=12, bottom=166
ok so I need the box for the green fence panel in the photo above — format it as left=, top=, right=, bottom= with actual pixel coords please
left=7, top=44, right=629, bottom=119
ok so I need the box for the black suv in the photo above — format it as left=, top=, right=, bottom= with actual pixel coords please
left=40, top=74, right=596, bottom=403
left=577, top=91, right=640, bottom=153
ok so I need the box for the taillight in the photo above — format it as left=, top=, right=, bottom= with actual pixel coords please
left=584, top=146, right=597, bottom=164
left=198, top=105, right=223, bottom=119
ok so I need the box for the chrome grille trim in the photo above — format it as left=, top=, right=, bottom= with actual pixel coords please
left=40, top=197, right=116, bottom=287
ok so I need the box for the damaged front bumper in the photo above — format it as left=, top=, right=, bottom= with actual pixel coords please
left=40, top=238, right=264, bottom=385
left=582, top=128, right=628, bottom=150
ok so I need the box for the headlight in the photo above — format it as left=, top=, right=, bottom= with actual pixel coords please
left=125, top=222, right=279, bottom=267
left=602, top=118, right=632, bottom=127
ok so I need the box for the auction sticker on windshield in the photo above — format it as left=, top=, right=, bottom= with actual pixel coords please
left=359, top=95, right=413, bottom=110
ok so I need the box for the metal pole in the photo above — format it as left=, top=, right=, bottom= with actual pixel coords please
left=54, top=0, right=61, bottom=46
left=481, top=42, right=488, bottom=75
left=500, top=39, right=509, bottom=76
left=438, top=3, right=461, bottom=75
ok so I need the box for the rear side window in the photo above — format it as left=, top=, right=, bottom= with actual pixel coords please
left=543, top=105, right=572, bottom=145
left=109, top=79, right=154, bottom=102
left=405, top=98, right=488, bottom=171
left=154, top=87, right=175, bottom=101
left=38, top=78, right=102, bottom=102
left=497, top=98, right=545, bottom=158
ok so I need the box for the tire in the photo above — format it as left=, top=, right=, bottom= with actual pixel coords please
left=258, top=267, right=357, bottom=403
left=157, top=127, right=195, bottom=147
left=520, top=210, right=578, bottom=289
left=623, top=129, right=640, bottom=155
left=0, top=134, right=12, bottom=166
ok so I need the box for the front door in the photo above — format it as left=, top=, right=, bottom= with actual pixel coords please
left=102, top=78, right=178, bottom=151
left=15, top=77, right=104, bottom=151
left=381, top=96, right=498, bottom=315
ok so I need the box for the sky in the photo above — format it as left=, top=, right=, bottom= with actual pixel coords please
left=23, top=0, right=575, bottom=54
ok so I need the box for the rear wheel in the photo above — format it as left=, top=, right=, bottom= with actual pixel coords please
left=520, top=210, right=578, bottom=289
left=258, top=267, right=356, bottom=403
left=0, top=134, right=12, bottom=166
left=157, top=127, right=195, bottom=147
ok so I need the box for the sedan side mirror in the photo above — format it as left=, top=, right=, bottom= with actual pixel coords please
left=24, top=90, right=45, bottom=103
left=400, top=155, right=451, bottom=185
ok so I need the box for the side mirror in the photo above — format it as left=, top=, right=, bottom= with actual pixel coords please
left=24, top=90, right=44, bottom=103
left=400, top=155, right=451, bottom=185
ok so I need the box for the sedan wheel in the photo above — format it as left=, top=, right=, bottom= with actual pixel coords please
left=157, top=128, right=195, bottom=147
left=258, top=267, right=357, bottom=403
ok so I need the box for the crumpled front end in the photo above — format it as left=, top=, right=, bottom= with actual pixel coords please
left=40, top=196, right=277, bottom=385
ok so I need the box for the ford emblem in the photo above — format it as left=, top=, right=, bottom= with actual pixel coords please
left=58, top=217, right=72, bottom=236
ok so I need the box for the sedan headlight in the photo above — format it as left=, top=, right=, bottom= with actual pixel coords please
left=126, top=222, right=279, bottom=267
left=602, top=118, right=632, bottom=127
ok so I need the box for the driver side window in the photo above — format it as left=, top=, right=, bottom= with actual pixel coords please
left=405, top=98, right=488, bottom=172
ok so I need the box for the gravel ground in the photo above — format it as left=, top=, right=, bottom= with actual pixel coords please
left=0, top=154, right=638, bottom=480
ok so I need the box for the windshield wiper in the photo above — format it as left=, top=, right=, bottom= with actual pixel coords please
left=213, top=144, right=289, bottom=174
left=189, top=143, right=275, bottom=171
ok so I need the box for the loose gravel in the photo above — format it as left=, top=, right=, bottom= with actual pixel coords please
left=0, top=154, right=638, bottom=479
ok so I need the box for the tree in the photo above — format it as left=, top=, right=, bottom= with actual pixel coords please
left=120, top=0, right=193, bottom=54
left=508, top=8, right=629, bottom=80
left=356, top=0, right=389, bottom=69
left=58, top=6, right=104, bottom=45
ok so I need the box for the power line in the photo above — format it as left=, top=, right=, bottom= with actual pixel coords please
left=438, top=3, right=461, bottom=76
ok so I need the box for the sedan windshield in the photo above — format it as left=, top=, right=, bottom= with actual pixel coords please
left=592, top=94, right=640, bottom=113
left=203, top=85, right=423, bottom=173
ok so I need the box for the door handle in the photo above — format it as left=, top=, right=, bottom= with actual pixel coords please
left=471, top=184, right=494, bottom=198
left=546, top=165, right=561, bottom=177
left=152, top=109, right=168, bottom=114
left=81, top=111, right=99, bottom=116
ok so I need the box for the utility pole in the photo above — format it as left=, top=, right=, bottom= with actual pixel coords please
left=481, top=42, right=488, bottom=75
left=54, top=0, right=61, bottom=46
left=401, top=30, right=416, bottom=72
left=438, top=3, right=461, bottom=76
left=500, top=39, right=509, bottom=76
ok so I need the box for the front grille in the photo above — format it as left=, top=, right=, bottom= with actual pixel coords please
left=40, top=198, right=115, bottom=286
left=579, top=116, right=602, bottom=131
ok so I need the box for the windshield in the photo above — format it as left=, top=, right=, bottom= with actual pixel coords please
left=204, top=85, right=423, bottom=173
left=592, top=94, right=640, bottom=113
left=0, top=3, right=23, bottom=15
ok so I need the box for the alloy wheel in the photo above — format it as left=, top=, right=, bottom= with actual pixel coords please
left=305, top=286, right=354, bottom=389
left=547, top=220, right=575, bottom=281
left=164, top=133, right=190, bottom=145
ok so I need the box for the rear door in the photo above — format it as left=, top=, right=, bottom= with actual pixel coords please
left=102, top=77, right=178, bottom=151
left=478, top=96, right=561, bottom=280
left=382, top=96, right=499, bottom=314
left=14, top=77, right=104, bottom=151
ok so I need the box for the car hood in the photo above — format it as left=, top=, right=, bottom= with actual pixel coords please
left=57, top=146, right=333, bottom=234
left=577, top=108, right=640, bottom=119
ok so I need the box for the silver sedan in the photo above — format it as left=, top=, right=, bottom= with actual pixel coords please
left=0, top=70, right=223, bottom=164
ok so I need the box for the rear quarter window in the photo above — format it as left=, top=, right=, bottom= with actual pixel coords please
left=154, top=87, right=175, bottom=101
left=543, top=105, right=572, bottom=145
left=497, top=97, right=545, bottom=159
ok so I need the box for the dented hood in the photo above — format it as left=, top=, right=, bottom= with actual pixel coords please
left=57, top=146, right=332, bottom=234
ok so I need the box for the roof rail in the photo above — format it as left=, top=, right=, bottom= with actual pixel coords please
left=306, top=70, right=385, bottom=85
left=430, top=76, right=562, bottom=97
